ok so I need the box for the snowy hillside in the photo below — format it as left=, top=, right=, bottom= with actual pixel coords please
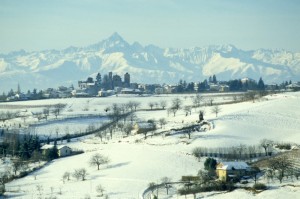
left=1, top=32, right=300, bottom=91
left=1, top=92, right=300, bottom=199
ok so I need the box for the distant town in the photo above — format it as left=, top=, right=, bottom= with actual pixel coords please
left=1, top=72, right=300, bottom=102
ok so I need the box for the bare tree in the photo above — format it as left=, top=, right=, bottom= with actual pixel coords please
left=62, top=171, right=71, bottom=183
left=129, top=113, right=137, bottom=124
left=117, top=122, right=124, bottom=131
left=184, top=106, right=192, bottom=116
left=172, top=97, right=182, bottom=110
left=133, top=101, right=141, bottom=111
left=260, top=139, right=274, bottom=156
left=185, top=128, right=193, bottom=139
left=168, top=107, right=178, bottom=117
left=96, top=184, right=105, bottom=197
left=89, top=153, right=110, bottom=170
left=148, top=102, right=155, bottom=110
left=108, top=125, right=115, bottom=139
left=237, top=144, right=247, bottom=159
left=245, top=91, right=257, bottom=103
left=268, top=155, right=293, bottom=183
left=36, top=112, right=43, bottom=121
left=192, top=94, right=203, bottom=108
left=11, top=159, right=23, bottom=176
left=73, top=168, right=88, bottom=181
left=108, top=103, right=121, bottom=122
left=158, top=118, right=167, bottom=129
left=126, top=101, right=134, bottom=112
left=211, top=105, right=221, bottom=117
left=52, top=108, right=60, bottom=119
left=159, top=100, right=167, bottom=110
left=53, top=103, right=66, bottom=118
left=294, top=170, right=300, bottom=180
left=123, top=123, right=133, bottom=136
left=247, top=145, right=257, bottom=161
left=96, top=131, right=104, bottom=142
left=207, top=98, right=214, bottom=106
left=120, top=103, right=128, bottom=114
left=250, top=166, right=261, bottom=184
left=161, top=177, right=172, bottom=195
left=36, top=185, right=43, bottom=198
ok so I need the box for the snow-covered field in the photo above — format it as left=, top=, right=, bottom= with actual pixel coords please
left=2, top=92, right=300, bottom=198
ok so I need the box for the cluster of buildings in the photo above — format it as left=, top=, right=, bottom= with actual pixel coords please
left=73, top=72, right=135, bottom=97
left=3, top=72, right=300, bottom=102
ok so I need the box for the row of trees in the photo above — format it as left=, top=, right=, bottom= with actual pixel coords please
left=0, top=132, right=41, bottom=160
left=192, top=140, right=278, bottom=162
left=174, top=77, right=294, bottom=93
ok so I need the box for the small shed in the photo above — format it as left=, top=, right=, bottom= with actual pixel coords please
left=216, top=161, right=250, bottom=181
left=57, top=145, right=72, bottom=157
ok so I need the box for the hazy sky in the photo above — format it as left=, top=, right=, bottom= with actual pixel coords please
left=1, top=0, right=300, bottom=53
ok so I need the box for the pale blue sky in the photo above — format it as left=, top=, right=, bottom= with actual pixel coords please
left=0, top=0, right=300, bottom=53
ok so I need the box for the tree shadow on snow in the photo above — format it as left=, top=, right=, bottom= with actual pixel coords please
left=107, top=161, right=131, bottom=169
left=4, top=193, right=25, bottom=198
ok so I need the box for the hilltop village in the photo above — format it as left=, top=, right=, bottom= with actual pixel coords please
left=2, top=71, right=299, bottom=102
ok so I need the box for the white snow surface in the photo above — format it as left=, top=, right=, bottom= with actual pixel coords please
left=2, top=91, right=300, bottom=198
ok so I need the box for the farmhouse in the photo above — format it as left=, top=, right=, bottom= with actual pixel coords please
left=286, top=82, right=300, bottom=91
left=41, top=144, right=72, bottom=157
left=216, top=161, right=251, bottom=181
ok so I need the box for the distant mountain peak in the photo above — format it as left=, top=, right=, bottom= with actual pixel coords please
left=100, top=32, right=129, bottom=51
left=0, top=34, right=299, bottom=92
left=107, top=32, right=125, bottom=42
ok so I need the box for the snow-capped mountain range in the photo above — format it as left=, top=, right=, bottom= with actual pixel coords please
left=1, top=32, right=300, bottom=92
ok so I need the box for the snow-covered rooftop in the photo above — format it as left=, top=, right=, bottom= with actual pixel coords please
left=217, top=162, right=250, bottom=170
left=41, top=144, right=70, bottom=150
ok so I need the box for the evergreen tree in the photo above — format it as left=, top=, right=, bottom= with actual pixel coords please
left=176, top=80, right=184, bottom=93
left=228, top=79, right=243, bottom=91
left=242, top=81, right=249, bottom=91
left=96, top=73, right=102, bottom=87
left=8, top=89, right=14, bottom=97
left=257, top=77, right=265, bottom=90
left=198, top=80, right=208, bottom=91
left=102, top=74, right=110, bottom=90
left=19, top=136, right=30, bottom=160
left=45, top=144, right=59, bottom=161
left=17, top=83, right=21, bottom=94
left=204, top=157, right=217, bottom=171
left=212, top=75, right=217, bottom=83
left=37, top=90, right=43, bottom=99
left=186, top=82, right=194, bottom=92
left=32, top=88, right=38, bottom=100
